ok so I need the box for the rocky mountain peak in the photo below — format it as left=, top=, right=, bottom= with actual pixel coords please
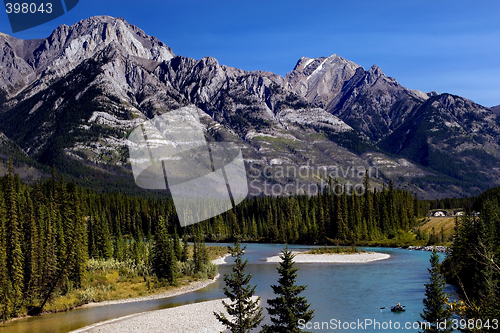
left=286, top=54, right=360, bottom=107
left=40, top=16, right=174, bottom=74
left=368, top=64, right=382, bottom=74
left=0, top=16, right=174, bottom=96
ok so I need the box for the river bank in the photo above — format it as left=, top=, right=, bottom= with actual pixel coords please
left=80, top=254, right=231, bottom=309
left=80, top=274, right=220, bottom=309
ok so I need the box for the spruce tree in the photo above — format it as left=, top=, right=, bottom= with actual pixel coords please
left=166, top=238, right=177, bottom=285
left=172, top=228, right=182, bottom=261
left=152, top=217, right=170, bottom=281
left=193, top=231, right=208, bottom=273
left=22, top=191, right=39, bottom=302
left=420, top=250, right=452, bottom=333
left=93, top=214, right=113, bottom=259
left=214, top=239, right=264, bottom=333
left=114, top=231, right=125, bottom=262
left=5, top=159, right=23, bottom=313
left=0, top=186, right=12, bottom=319
left=181, top=234, right=189, bottom=262
left=262, top=247, right=314, bottom=333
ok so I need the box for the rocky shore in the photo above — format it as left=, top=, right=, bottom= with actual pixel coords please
left=71, top=298, right=231, bottom=333
left=406, top=245, right=448, bottom=253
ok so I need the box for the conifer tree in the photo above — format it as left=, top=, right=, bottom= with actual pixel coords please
left=181, top=234, right=189, bottom=262
left=262, top=247, right=314, bottom=333
left=152, top=217, right=170, bottom=281
left=166, top=238, right=177, bottom=285
left=363, top=171, right=375, bottom=239
left=214, top=239, right=264, bottom=333
left=93, top=214, right=113, bottom=259
left=193, top=231, right=208, bottom=273
left=22, top=191, right=39, bottom=302
left=173, top=228, right=182, bottom=261
left=420, top=250, right=452, bottom=333
left=114, top=230, right=125, bottom=262
left=5, top=159, right=23, bottom=313
left=0, top=187, right=12, bottom=319
left=68, top=184, right=87, bottom=288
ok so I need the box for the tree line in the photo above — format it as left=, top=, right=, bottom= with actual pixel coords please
left=195, top=176, right=419, bottom=244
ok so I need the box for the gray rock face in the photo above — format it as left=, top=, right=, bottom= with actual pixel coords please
left=327, top=65, right=428, bottom=141
left=286, top=54, right=360, bottom=108
left=0, top=16, right=174, bottom=96
left=492, top=104, right=500, bottom=115
left=285, top=56, right=431, bottom=142
left=0, top=15, right=499, bottom=199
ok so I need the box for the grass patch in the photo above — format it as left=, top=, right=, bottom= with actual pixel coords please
left=418, top=217, right=456, bottom=237
left=307, top=245, right=365, bottom=254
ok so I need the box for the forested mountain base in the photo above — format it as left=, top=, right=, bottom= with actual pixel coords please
left=0, top=163, right=422, bottom=321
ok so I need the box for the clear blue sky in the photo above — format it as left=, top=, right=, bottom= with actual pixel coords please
left=1, top=0, right=499, bottom=107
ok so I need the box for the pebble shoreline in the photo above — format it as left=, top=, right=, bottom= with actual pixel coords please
left=71, top=298, right=231, bottom=333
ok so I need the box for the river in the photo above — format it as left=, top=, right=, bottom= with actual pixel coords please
left=0, top=244, right=446, bottom=333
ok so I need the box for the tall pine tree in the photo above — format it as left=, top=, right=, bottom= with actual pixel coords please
left=420, top=250, right=452, bottom=333
left=152, top=217, right=170, bottom=281
left=5, top=159, right=23, bottom=314
left=262, top=246, right=314, bottom=333
left=214, top=239, right=264, bottom=333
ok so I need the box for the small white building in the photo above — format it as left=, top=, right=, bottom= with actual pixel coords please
left=433, top=211, right=446, bottom=217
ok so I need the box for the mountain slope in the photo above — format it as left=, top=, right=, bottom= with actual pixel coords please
left=492, top=104, right=500, bottom=115
left=327, top=65, right=430, bottom=141
left=379, top=94, right=500, bottom=191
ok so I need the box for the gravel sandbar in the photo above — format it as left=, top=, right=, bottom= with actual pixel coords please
left=266, top=251, right=390, bottom=263
left=71, top=298, right=231, bottom=333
